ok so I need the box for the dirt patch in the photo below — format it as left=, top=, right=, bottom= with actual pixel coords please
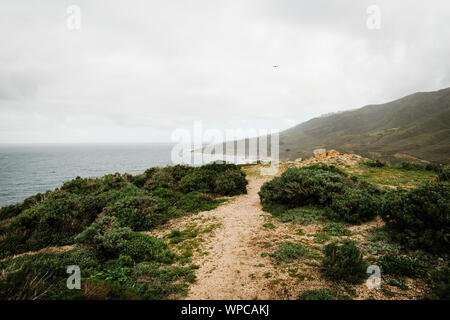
left=0, top=245, right=75, bottom=263
left=394, top=153, right=429, bottom=163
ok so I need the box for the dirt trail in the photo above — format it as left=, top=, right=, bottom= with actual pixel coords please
left=185, top=177, right=274, bottom=300
left=0, top=245, right=75, bottom=263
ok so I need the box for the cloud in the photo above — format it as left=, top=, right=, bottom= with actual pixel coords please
left=0, top=0, right=449, bottom=143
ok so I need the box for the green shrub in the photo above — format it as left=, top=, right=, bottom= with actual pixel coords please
left=326, top=188, right=381, bottom=224
left=0, top=246, right=188, bottom=300
left=303, top=164, right=348, bottom=176
left=3, top=191, right=107, bottom=255
left=75, top=216, right=173, bottom=263
left=168, top=229, right=197, bottom=244
left=271, top=242, right=309, bottom=263
left=0, top=163, right=249, bottom=299
left=321, top=240, right=368, bottom=283
left=177, top=192, right=221, bottom=212
left=322, top=222, right=351, bottom=236
left=362, top=159, right=387, bottom=168
left=122, top=233, right=174, bottom=264
left=103, top=196, right=174, bottom=231
left=129, top=174, right=147, bottom=188
left=299, top=288, right=351, bottom=300
left=259, top=167, right=347, bottom=208
left=378, top=254, right=426, bottom=278
left=427, top=266, right=450, bottom=300
left=438, top=168, right=450, bottom=182
left=380, top=182, right=450, bottom=254
left=399, top=162, right=426, bottom=171
left=0, top=193, right=45, bottom=221
left=214, top=170, right=248, bottom=196
left=314, top=233, right=331, bottom=244
left=144, top=168, right=176, bottom=191
left=75, top=216, right=133, bottom=259
left=277, top=206, right=326, bottom=224
left=259, top=166, right=383, bottom=225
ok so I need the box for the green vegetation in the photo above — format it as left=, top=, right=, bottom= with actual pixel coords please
left=321, top=240, right=368, bottom=284
left=259, top=165, right=383, bottom=224
left=361, top=159, right=387, bottom=168
left=259, top=161, right=448, bottom=299
left=349, top=164, right=438, bottom=189
left=378, top=254, right=426, bottom=278
left=271, top=242, right=309, bottom=263
left=299, top=288, right=351, bottom=300
left=0, top=163, right=248, bottom=299
left=313, top=233, right=331, bottom=244
left=279, top=87, right=450, bottom=164
left=438, top=168, right=450, bottom=182
left=322, top=222, right=351, bottom=236
left=0, top=163, right=247, bottom=259
left=380, top=182, right=449, bottom=254
left=168, top=229, right=197, bottom=244
left=364, top=227, right=401, bottom=255
left=427, top=265, right=450, bottom=300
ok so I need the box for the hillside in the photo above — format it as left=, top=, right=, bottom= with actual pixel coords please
left=1, top=157, right=448, bottom=300
left=280, top=87, right=450, bottom=164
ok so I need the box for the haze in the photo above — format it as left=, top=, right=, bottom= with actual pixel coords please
left=0, top=0, right=449, bottom=143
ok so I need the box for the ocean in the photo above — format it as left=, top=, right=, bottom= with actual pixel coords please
left=0, top=143, right=175, bottom=207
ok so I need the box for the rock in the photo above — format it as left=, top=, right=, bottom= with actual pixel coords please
left=313, top=149, right=327, bottom=158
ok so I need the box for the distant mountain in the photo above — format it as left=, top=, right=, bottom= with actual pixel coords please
left=279, top=87, right=450, bottom=164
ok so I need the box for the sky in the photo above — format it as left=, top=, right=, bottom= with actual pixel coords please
left=0, top=0, right=449, bottom=143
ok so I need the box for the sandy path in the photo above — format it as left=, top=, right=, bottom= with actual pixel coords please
left=185, top=177, right=274, bottom=300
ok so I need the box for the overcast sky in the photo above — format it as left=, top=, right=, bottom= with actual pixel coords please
left=0, top=0, right=449, bottom=143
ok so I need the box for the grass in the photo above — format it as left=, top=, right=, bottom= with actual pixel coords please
left=277, top=206, right=327, bottom=224
left=271, top=242, right=310, bottom=263
left=313, top=233, right=331, bottom=244
left=347, top=164, right=437, bottom=189
left=322, top=222, right=351, bottom=236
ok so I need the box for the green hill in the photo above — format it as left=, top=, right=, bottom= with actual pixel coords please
left=280, top=87, right=450, bottom=163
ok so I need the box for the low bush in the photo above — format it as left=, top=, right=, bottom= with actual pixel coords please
left=0, top=163, right=248, bottom=259
left=0, top=163, right=246, bottom=299
left=427, top=265, right=450, bottom=300
left=75, top=216, right=174, bottom=263
left=177, top=192, right=222, bottom=212
left=380, top=182, right=450, bottom=254
left=399, top=162, right=425, bottom=171
left=271, top=242, right=309, bottom=263
left=362, top=159, right=387, bottom=168
left=214, top=170, right=248, bottom=196
left=378, top=254, right=426, bottom=278
left=277, top=206, right=326, bottom=224
left=396, top=162, right=443, bottom=173
left=103, top=195, right=174, bottom=231
left=321, top=240, right=368, bottom=284
left=326, top=187, right=381, bottom=224
left=178, top=163, right=248, bottom=195
left=0, top=245, right=192, bottom=300
left=322, top=222, right=351, bottom=236
left=438, top=168, right=450, bottom=182
left=168, top=229, right=197, bottom=244
left=0, top=193, right=45, bottom=221
left=259, top=166, right=383, bottom=224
